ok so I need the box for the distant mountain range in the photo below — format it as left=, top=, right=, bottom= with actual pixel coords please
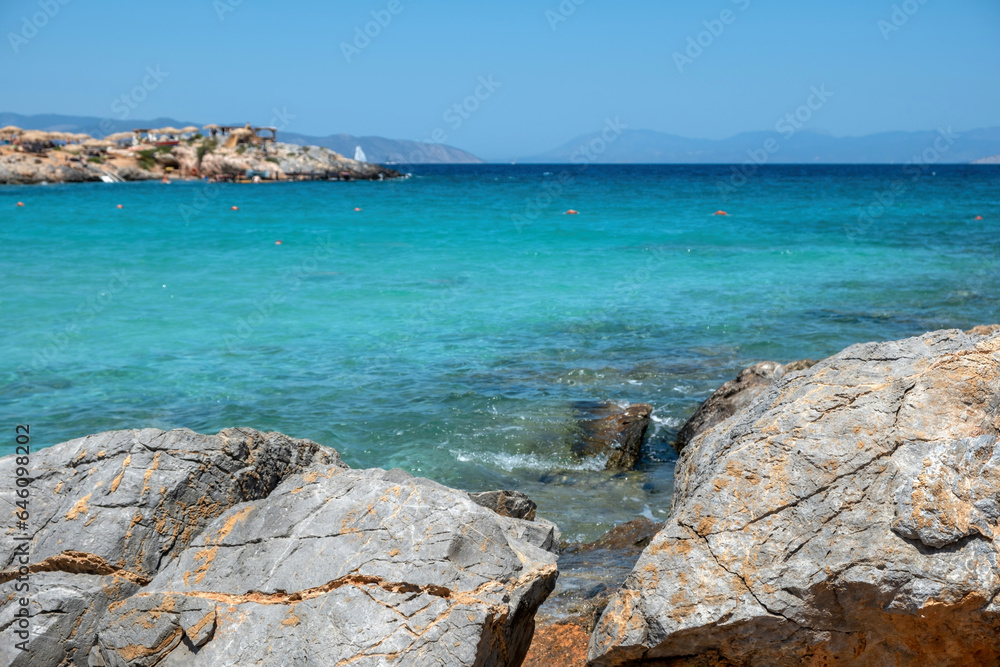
left=0, top=113, right=483, bottom=165
left=520, top=127, right=1000, bottom=164
left=6, top=113, right=1000, bottom=164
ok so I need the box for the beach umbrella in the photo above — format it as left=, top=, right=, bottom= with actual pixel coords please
left=18, top=130, right=55, bottom=147
left=181, top=126, right=200, bottom=133
left=82, top=138, right=113, bottom=148
left=0, top=125, right=21, bottom=138
left=68, top=132, right=91, bottom=142
left=202, top=124, right=220, bottom=130
left=105, top=131, right=135, bottom=142
left=19, top=130, right=52, bottom=141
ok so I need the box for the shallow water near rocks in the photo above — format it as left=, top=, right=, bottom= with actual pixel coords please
left=2, top=164, right=998, bottom=540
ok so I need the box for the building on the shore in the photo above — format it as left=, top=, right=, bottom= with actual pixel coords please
left=0, top=125, right=21, bottom=144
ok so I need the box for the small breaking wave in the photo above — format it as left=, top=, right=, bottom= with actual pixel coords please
left=450, top=449, right=608, bottom=473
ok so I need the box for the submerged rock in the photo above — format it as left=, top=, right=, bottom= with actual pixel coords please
left=470, top=489, right=538, bottom=521
left=674, top=359, right=816, bottom=451
left=574, top=402, right=653, bottom=470
left=0, top=428, right=557, bottom=666
left=589, top=329, right=1000, bottom=666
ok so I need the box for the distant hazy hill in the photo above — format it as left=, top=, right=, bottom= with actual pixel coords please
left=278, top=132, right=483, bottom=165
left=0, top=113, right=483, bottom=164
left=521, top=127, right=1000, bottom=164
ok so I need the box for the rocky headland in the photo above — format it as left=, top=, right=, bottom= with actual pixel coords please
left=0, top=136, right=399, bottom=185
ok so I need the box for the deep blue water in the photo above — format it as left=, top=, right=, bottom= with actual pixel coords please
left=2, top=164, right=998, bottom=539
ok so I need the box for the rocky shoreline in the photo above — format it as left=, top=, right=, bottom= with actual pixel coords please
left=0, top=139, right=400, bottom=185
left=4, top=325, right=1000, bottom=665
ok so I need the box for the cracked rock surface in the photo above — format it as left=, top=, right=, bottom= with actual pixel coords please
left=589, top=328, right=1000, bottom=666
left=0, top=428, right=557, bottom=666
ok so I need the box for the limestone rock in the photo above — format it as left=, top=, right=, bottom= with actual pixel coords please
left=94, top=465, right=557, bottom=666
left=590, top=329, right=1000, bottom=666
left=674, top=359, right=815, bottom=451
left=0, top=427, right=557, bottom=666
left=574, top=403, right=653, bottom=470
left=967, top=323, right=1000, bottom=337
left=0, top=428, right=338, bottom=667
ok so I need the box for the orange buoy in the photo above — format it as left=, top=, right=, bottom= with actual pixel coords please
left=231, top=206, right=239, bottom=211
left=161, top=177, right=170, bottom=184
left=275, top=240, right=283, bottom=245
left=713, top=210, right=728, bottom=216
left=974, top=215, right=984, bottom=220
left=116, top=204, right=124, bottom=209
left=353, top=207, right=363, bottom=211
left=564, top=209, right=579, bottom=215
left=16, top=201, right=25, bottom=207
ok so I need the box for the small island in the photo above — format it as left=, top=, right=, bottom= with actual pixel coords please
left=0, top=124, right=401, bottom=185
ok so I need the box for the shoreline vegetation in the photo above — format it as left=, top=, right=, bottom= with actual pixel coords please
left=0, top=123, right=401, bottom=185
left=4, top=325, right=1000, bottom=665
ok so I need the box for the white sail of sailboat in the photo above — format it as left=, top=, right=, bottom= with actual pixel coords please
left=354, top=145, right=367, bottom=162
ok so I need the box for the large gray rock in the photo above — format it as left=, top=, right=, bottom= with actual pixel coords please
left=589, top=329, right=1000, bottom=666
left=0, top=428, right=338, bottom=666
left=93, top=465, right=558, bottom=666
left=0, top=428, right=557, bottom=666
left=674, top=359, right=815, bottom=451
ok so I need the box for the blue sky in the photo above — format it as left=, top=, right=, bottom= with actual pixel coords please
left=1, top=0, right=997, bottom=159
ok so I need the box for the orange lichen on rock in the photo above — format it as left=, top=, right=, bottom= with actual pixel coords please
left=64, top=493, right=92, bottom=520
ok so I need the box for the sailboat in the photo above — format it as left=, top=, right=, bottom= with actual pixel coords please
left=354, top=145, right=367, bottom=162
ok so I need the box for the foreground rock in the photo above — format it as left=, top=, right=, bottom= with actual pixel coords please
left=573, top=402, right=653, bottom=470
left=0, top=428, right=557, bottom=666
left=674, top=359, right=815, bottom=451
left=590, top=328, right=1000, bottom=665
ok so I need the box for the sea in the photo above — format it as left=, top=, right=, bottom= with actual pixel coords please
left=2, top=164, right=998, bottom=541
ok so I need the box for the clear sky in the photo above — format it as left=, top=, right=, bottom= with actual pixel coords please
left=1, top=0, right=997, bottom=159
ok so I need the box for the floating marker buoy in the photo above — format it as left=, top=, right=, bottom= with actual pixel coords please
left=161, top=177, right=170, bottom=184
left=231, top=206, right=239, bottom=211
left=713, top=210, right=728, bottom=216
left=116, top=204, right=123, bottom=209
left=974, top=215, right=983, bottom=220
left=565, top=209, right=579, bottom=215
left=354, top=207, right=362, bottom=211
left=275, top=240, right=283, bottom=245
left=16, top=202, right=24, bottom=207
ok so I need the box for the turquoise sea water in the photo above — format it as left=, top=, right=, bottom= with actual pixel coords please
left=2, top=164, right=999, bottom=540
